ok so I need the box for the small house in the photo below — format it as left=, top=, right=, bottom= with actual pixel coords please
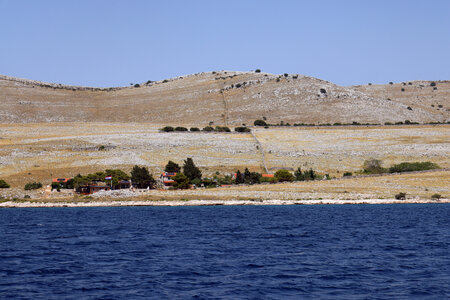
left=160, top=172, right=177, bottom=188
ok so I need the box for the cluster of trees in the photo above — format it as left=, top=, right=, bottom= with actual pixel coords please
left=234, top=167, right=322, bottom=185
left=161, top=126, right=251, bottom=133
left=254, top=119, right=438, bottom=127
left=362, top=160, right=440, bottom=174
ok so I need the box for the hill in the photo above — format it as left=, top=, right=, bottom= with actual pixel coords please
left=0, top=71, right=448, bottom=124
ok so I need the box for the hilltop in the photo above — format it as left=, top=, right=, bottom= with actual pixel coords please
left=0, top=71, right=448, bottom=124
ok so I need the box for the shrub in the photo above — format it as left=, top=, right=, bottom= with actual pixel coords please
left=284, top=73, right=288, bottom=77
left=388, top=161, right=440, bottom=173
left=190, top=127, right=200, bottom=132
left=161, top=126, right=174, bottom=132
left=134, top=84, right=140, bottom=88
left=255, top=69, right=261, bottom=73
left=215, top=126, right=231, bottom=132
left=0, top=179, right=10, bottom=188
left=384, top=122, right=393, bottom=125
left=343, top=172, right=353, bottom=177
left=389, top=82, right=393, bottom=85
left=202, top=126, right=214, bottom=132
left=401, top=88, right=405, bottom=92
left=254, top=119, right=267, bottom=126
left=407, top=106, right=412, bottom=110
left=24, top=182, right=42, bottom=190
left=395, top=192, right=406, bottom=200
left=260, top=176, right=277, bottom=183
left=235, top=83, right=242, bottom=88
left=430, top=82, right=436, bottom=87
left=438, top=105, right=443, bottom=108
left=235, top=127, right=251, bottom=133
left=175, top=127, right=188, bottom=132
left=431, top=193, right=441, bottom=200
left=275, top=170, right=294, bottom=182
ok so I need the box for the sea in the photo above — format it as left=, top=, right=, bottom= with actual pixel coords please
left=1, top=204, right=449, bottom=299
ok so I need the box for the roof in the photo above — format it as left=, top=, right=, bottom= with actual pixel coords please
left=52, top=178, right=71, bottom=183
left=162, top=172, right=177, bottom=177
left=262, top=174, right=274, bottom=177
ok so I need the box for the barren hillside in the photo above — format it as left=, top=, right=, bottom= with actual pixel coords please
left=1, top=72, right=448, bottom=124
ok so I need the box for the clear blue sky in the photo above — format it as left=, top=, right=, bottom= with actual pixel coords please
left=1, top=0, right=449, bottom=87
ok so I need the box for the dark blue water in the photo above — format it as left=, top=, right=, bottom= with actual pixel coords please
left=1, top=204, right=449, bottom=299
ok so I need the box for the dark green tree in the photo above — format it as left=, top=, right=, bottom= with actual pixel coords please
left=172, top=173, right=190, bottom=189
left=165, top=161, right=181, bottom=173
left=243, top=168, right=261, bottom=184
left=294, top=167, right=304, bottom=181
left=235, top=170, right=244, bottom=184
left=183, top=158, right=202, bottom=181
left=131, top=165, right=155, bottom=189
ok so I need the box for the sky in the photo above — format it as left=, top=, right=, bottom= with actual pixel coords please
left=0, top=0, right=449, bottom=87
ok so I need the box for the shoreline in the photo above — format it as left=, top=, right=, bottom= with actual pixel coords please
left=1, top=198, right=448, bottom=208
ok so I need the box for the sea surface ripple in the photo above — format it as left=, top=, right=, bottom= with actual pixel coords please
left=1, top=204, right=449, bottom=299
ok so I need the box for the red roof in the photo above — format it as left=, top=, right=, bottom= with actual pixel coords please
left=52, top=178, right=71, bottom=183
left=262, top=174, right=274, bottom=178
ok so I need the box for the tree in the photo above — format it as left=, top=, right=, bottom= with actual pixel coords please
left=294, top=167, right=304, bottom=181
left=0, top=179, right=10, bottom=188
left=172, top=173, right=190, bottom=189
left=235, top=170, right=244, bottom=184
left=274, top=169, right=294, bottom=182
left=183, top=158, right=202, bottom=181
left=131, top=165, right=155, bottom=189
left=363, top=159, right=385, bottom=174
left=165, top=161, right=181, bottom=173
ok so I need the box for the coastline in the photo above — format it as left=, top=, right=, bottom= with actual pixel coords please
left=1, top=198, right=448, bottom=208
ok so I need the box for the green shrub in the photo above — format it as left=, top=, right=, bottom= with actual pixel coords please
left=259, top=176, right=277, bottom=183
left=401, top=88, right=405, bottom=92
left=161, top=126, right=174, bottom=132
left=190, top=127, right=200, bottom=132
left=274, top=170, right=294, bottom=182
left=254, top=119, right=267, bottom=126
left=243, top=168, right=262, bottom=185
left=235, top=127, right=251, bottom=133
left=0, top=179, right=10, bottom=188
left=183, top=158, right=202, bottom=181
left=395, top=192, right=406, bottom=200
left=24, top=182, right=43, bottom=190
left=255, top=69, right=261, bottom=73
left=202, top=126, right=214, bottom=132
left=215, top=126, right=231, bottom=132
left=175, top=127, right=188, bottom=132
left=343, top=172, right=353, bottom=177
left=388, top=161, right=440, bottom=173
left=430, top=82, right=436, bottom=87
left=431, top=193, right=441, bottom=200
